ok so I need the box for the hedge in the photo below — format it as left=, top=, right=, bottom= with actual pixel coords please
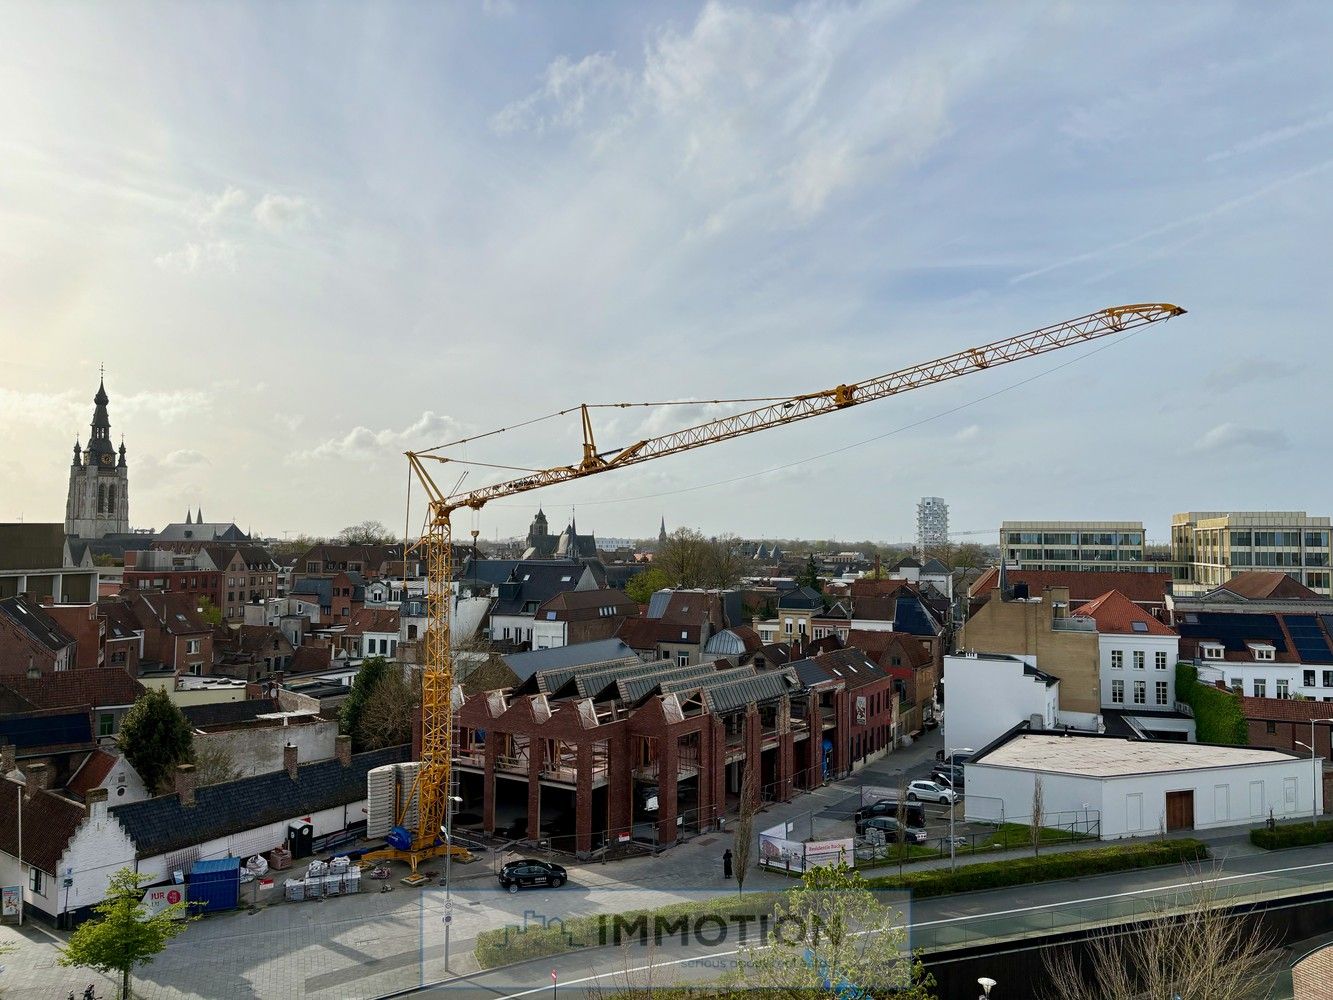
left=474, top=890, right=783, bottom=969
left=1176, top=664, right=1247, bottom=745
left=473, top=840, right=1209, bottom=968
left=865, top=838, right=1210, bottom=897
left=1250, top=822, right=1333, bottom=850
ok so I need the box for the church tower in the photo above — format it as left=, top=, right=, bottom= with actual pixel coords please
left=65, top=376, right=130, bottom=538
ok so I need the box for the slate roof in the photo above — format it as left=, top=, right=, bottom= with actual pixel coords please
left=789, top=657, right=840, bottom=689
left=920, top=558, right=951, bottom=575
left=502, top=638, right=638, bottom=683
left=892, top=592, right=943, bottom=637
left=493, top=562, right=590, bottom=616
left=810, top=647, right=891, bottom=690
left=0, top=671, right=145, bottom=711
left=0, top=595, right=75, bottom=651
left=110, top=744, right=410, bottom=859
left=777, top=586, right=824, bottom=611
left=182, top=699, right=282, bottom=728
left=156, top=522, right=250, bottom=543
left=703, top=626, right=763, bottom=657
left=0, top=784, right=87, bottom=874
left=453, top=558, right=520, bottom=587
left=1074, top=590, right=1176, bottom=637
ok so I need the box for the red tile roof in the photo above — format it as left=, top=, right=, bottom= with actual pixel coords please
left=1074, top=590, right=1176, bottom=637
left=971, top=568, right=1171, bottom=606
left=1242, top=696, right=1333, bottom=723
left=67, top=749, right=118, bottom=797
left=0, top=671, right=145, bottom=711
left=1217, top=572, right=1322, bottom=601
left=617, top=618, right=700, bottom=649
left=0, top=785, right=86, bottom=874
left=345, top=609, right=399, bottom=636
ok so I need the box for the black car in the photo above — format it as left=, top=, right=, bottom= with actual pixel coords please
left=853, top=798, right=926, bottom=829
left=498, top=859, right=568, bottom=893
left=857, top=816, right=928, bottom=844
left=932, top=764, right=966, bottom=789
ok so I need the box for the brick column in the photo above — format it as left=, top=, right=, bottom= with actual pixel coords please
left=777, top=696, right=795, bottom=803
left=608, top=733, right=631, bottom=839
left=576, top=742, right=594, bottom=856
left=526, top=737, right=544, bottom=841
left=657, top=736, right=679, bottom=847
left=482, top=736, right=498, bottom=834
left=743, top=707, right=763, bottom=801
left=833, top=689, right=851, bottom=777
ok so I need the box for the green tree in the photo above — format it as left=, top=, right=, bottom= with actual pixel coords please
left=625, top=566, right=673, bottom=605
left=196, top=596, right=222, bottom=627
left=118, top=690, right=193, bottom=794
left=725, top=861, right=935, bottom=998
left=60, top=867, right=197, bottom=1000
left=341, top=656, right=390, bottom=749
left=798, top=554, right=822, bottom=593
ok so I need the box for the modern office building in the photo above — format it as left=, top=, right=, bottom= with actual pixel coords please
left=1171, top=512, right=1332, bottom=595
left=916, top=497, right=948, bottom=556
left=1001, top=521, right=1145, bottom=571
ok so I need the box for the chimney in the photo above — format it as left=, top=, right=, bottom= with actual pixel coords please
left=86, top=787, right=109, bottom=821
left=335, top=734, right=352, bottom=767
left=26, top=762, right=50, bottom=795
left=0, top=743, right=14, bottom=776
left=284, top=742, right=299, bottom=780
left=176, top=763, right=196, bottom=806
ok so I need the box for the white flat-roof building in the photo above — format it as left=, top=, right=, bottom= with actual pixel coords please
left=942, top=652, right=1060, bottom=754
left=966, top=731, right=1319, bottom=839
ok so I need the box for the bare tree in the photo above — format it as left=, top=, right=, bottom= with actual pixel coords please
left=703, top=534, right=748, bottom=589
left=192, top=738, right=243, bottom=785
left=1041, top=868, right=1276, bottom=1000
left=356, top=665, right=416, bottom=750
left=733, top=763, right=760, bottom=895
left=339, top=520, right=397, bottom=545
left=1030, top=775, right=1045, bottom=857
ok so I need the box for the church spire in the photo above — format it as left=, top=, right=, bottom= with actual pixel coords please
left=186, top=509, right=193, bottom=525
left=197, top=506, right=203, bottom=523
left=85, top=372, right=116, bottom=467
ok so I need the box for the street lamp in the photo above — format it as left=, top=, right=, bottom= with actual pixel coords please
left=1308, top=718, right=1333, bottom=825
left=443, top=793, right=464, bottom=971
left=6, top=768, right=24, bottom=927
left=978, top=975, right=997, bottom=998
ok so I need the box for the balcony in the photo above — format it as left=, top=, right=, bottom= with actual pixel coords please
left=1052, top=616, right=1096, bottom=633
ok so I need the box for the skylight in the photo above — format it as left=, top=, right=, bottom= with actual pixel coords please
left=1131, top=621, right=1149, bottom=633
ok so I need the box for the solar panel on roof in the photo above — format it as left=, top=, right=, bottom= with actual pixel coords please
left=1283, top=614, right=1333, bottom=663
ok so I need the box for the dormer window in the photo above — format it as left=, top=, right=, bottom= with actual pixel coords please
left=1201, top=642, right=1224, bottom=660
left=1249, top=643, right=1276, bottom=662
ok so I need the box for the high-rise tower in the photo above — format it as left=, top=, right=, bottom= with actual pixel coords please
left=916, top=496, right=948, bottom=556
left=65, top=376, right=130, bottom=538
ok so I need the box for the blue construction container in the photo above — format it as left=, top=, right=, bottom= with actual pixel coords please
left=186, top=857, right=241, bottom=914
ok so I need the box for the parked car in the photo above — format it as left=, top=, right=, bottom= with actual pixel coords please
left=933, top=747, right=975, bottom=764
left=853, top=798, right=926, bottom=829
left=931, top=764, right=966, bottom=789
left=497, top=859, right=568, bottom=893
left=907, top=779, right=958, bottom=805
left=857, top=816, right=928, bottom=844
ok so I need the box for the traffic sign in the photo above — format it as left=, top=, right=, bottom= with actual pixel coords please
left=443, top=913, right=452, bottom=924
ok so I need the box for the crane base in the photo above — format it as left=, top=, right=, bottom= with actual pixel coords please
left=362, top=843, right=473, bottom=875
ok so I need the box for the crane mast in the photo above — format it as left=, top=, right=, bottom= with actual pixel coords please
left=378, top=302, right=1184, bottom=872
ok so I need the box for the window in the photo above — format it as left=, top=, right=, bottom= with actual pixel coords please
left=1306, top=670, right=1317, bottom=688
left=1111, top=650, right=1124, bottom=670
left=677, top=652, right=689, bottom=667
left=1253, top=679, right=1267, bottom=698
left=1133, top=650, right=1145, bottom=670
left=1324, top=671, right=1333, bottom=688
left=29, top=869, right=42, bottom=893
left=1155, top=681, right=1169, bottom=705
left=1203, top=645, right=1223, bottom=660
left=1111, top=679, right=1124, bottom=704
left=1133, top=680, right=1146, bottom=705
left=1254, top=647, right=1275, bottom=661
left=1155, top=651, right=1168, bottom=670
left=1230, top=678, right=1243, bottom=694
left=98, top=713, right=114, bottom=738
left=1266, top=721, right=1277, bottom=735
left=1277, top=679, right=1290, bottom=699
left=186, top=639, right=201, bottom=655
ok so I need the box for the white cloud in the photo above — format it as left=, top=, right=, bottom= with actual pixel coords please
left=191, top=185, right=248, bottom=230
left=491, top=53, right=631, bottom=136
left=154, top=240, right=239, bottom=272
left=254, top=193, right=317, bottom=232
left=1194, top=423, right=1288, bottom=453
left=160, top=448, right=209, bottom=468
left=1207, top=110, right=1333, bottom=163
left=291, top=411, right=465, bottom=463
left=952, top=424, right=981, bottom=443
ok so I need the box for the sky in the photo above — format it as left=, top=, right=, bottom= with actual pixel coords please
left=2, top=1, right=1331, bottom=546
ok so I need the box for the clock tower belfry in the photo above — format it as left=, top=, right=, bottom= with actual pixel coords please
left=65, top=374, right=130, bottom=538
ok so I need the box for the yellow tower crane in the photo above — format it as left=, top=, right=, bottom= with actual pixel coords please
left=370, top=303, right=1185, bottom=874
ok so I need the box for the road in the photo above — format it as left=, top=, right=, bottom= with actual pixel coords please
left=419, top=840, right=1333, bottom=997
